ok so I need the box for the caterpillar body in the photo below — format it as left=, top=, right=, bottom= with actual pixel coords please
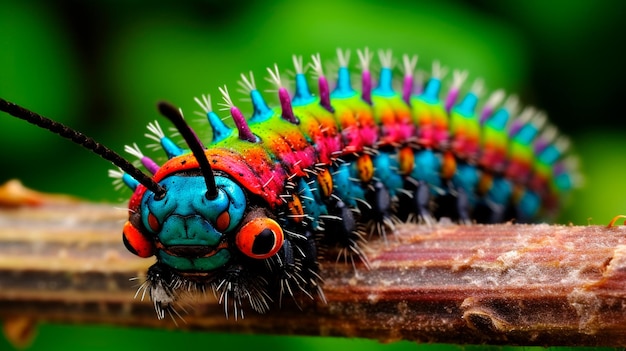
left=0, top=48, right=578, bottom=320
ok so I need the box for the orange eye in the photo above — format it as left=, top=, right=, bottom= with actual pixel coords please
left=236, top=217, right=284, bottom=259
left=147, top=212, right=161, bottom=232
left=122, top=221, right=155, bottom=258
left=215, top=211, right=230, bottom=232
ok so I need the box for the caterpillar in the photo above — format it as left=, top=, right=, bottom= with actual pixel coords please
left=0, top=48, right=578, bottom=320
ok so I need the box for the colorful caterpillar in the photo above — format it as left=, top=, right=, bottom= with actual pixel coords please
left=0, top=48, right=578, bottom=320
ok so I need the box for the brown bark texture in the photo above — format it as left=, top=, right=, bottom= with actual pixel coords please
left=0, top=180, right=625, bottom=347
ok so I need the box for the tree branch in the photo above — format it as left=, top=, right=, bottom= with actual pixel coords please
left=0, top=180, right=625, bottom=347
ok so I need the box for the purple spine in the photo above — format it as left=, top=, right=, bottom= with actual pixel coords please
left=318, top=76, right=332, bottom=111
left=361, top=70, right=372, bottom=104
left=231, top=106, right=257, bottom=142
left=141, top=156, right=160, bottom=175
left=278, top=87, right=297, bottom=124
left=402, top=74, right=413, bottom=105
left=445, top=88, right=460, bottom=113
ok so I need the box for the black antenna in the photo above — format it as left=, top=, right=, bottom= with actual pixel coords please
left=0, top=98, right=166, bottom=197
left=157, top=101, right=218, bottom=199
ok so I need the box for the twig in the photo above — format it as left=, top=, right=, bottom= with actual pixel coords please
left=0, top=180, right=625, bottom=347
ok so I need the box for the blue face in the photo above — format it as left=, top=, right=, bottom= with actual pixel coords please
left=140, top=175, right=247, bottom=272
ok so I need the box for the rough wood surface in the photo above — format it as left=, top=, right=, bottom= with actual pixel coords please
left=0, top=180, right=625, bottom=347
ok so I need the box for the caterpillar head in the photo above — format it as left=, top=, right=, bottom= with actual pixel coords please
left=121, top=102, right=285, bottom=272
left=115, top=102, right=286, bottom=318
left=122, top=172, right=285, bottom=270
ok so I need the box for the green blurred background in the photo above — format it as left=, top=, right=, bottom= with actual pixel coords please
left=0, top=0, right=624, bottom=350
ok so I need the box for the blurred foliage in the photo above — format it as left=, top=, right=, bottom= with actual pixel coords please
left=0, top=0, right=625, bottom=350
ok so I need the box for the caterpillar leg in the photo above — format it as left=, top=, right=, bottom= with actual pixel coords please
left=211, top=264, right=273, bottom=319
left=454, top=187, right=471, bottom=223
left=413, top=181, right=436, bottom=225
left=324, top=199, right=369, bottom=267
left=474, top=175, right=513, bottom=223
left=276, top=238, right=299, bottom=300
left=434, top=183, right=472, bottom=224
left=362, top=181, right=391, bottom=220
left=473, top=199, right=507, bottom=224
left=275, top=233, right=324, bottom=304
left=362, top=180, right=397, bottom=240
left=455, top=187, right=472, bottom=223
